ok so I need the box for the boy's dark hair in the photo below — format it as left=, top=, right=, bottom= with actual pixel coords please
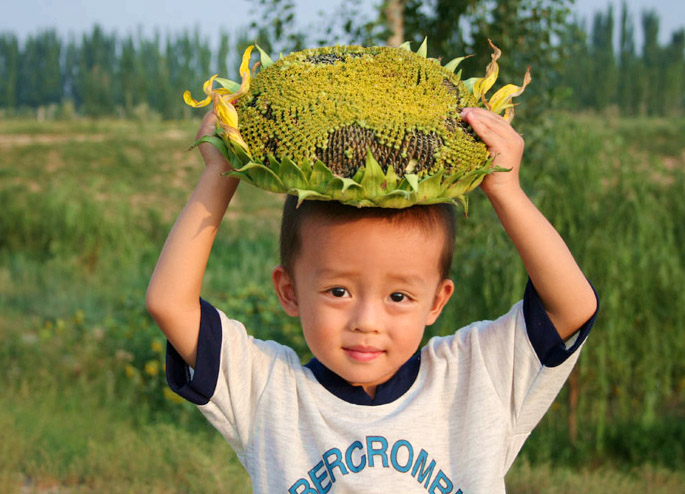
left=280, top=195, right=457, bottom=280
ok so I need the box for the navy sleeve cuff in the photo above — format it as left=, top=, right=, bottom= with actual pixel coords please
left=523, top=279, right=598, bottom=368
left=165, top=298, right=223, bottom=405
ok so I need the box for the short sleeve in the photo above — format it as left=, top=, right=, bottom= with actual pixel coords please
left=166, top=298, right=222, bottom=405
left=523, top=279, right=599, bottom=367
left=165, top=299, right=297, bottom=454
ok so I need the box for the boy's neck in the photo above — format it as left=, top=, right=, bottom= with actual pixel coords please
left=305, top=354, right=421, bottom=406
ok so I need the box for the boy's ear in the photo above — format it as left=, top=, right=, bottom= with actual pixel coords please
left=272, top=265, right=299, bottom=317
left=426, top=279, right=454, bottom=326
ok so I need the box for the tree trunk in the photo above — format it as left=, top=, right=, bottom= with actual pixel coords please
left=385, top=0, right=405, bottom=47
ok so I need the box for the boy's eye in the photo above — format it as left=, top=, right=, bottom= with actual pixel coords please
left=329, top=287, right=348, bottom=298
left=389, top=292, right=406, bottom=302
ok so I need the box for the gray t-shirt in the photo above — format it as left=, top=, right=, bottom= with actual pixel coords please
left=167, top=284, right=594, bottom=493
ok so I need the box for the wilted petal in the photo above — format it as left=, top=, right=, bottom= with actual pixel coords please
left=224, top=46, right=254, bottom=104
left=473, top=40, right=501, bottom=99
left=202, top=74, right=219, bottom=95
left=488, top=66, right=531, bottom=117
left=213, top=94, right=251, bottom=156
left=183, top=90, right=211, bottom=108
left=239, top=46, right=254, bottom=78
left=224, top=127, right=251, bottom=155
left=183, top=74, right=218, bottom=108
left=214, top=94, right=239, bottom=128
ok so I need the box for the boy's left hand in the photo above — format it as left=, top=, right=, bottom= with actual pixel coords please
left=459, top=107, right=524, bottom=198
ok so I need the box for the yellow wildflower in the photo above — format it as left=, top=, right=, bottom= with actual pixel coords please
left=125, top=364, right=136, bottom=378
left=164, top=387, right=184, bottom=404
left=144, top=360, right=160, bottom=377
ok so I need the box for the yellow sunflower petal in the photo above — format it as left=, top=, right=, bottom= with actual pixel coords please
left=213, top=94, right=251, bottom=157
left=214, top=95, right=238, bottom=128
left=224, top=128, right=251, bottom=156
left=202, top=74, right=219, bottom=95
left=183, top=90, right=211, bottom=108
left=239, top=46, right=254, bottom=78
left=473, top=40, right=501, bottom=99
left=225, top=46, right=255, bottom=103
left=183, top=74, right=218, bottom=108
left=488, top=66, right=531, bottom=117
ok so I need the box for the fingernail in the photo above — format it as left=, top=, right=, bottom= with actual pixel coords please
left=460, top=108, right=472, bottom=118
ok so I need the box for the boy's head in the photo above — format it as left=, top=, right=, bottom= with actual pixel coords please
left=272, top=195, right=456, bottom=398
left=279, top=195, right=457, bottom=280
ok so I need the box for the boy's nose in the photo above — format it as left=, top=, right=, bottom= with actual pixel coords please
left=351, top=300, right=382, bottom=333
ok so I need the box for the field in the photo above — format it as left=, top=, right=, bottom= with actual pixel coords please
left=0, top=114, right=683, bottom=493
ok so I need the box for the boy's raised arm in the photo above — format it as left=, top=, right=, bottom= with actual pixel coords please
left=461, top=108, right=597, bottom=341
left=146, top=112, right=239, bottom=367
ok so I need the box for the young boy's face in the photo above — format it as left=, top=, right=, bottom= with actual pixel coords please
left=273, top=214, right=454, bottom=398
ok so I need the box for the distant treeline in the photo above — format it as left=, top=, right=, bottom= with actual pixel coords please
left=0, top=2, right=683, bottom=118
left=561, top=5, right=684, bottom=116
left=0, top=26, right=235, bottom=119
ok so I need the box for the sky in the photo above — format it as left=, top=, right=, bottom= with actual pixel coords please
left=0, top=0, right=682, bottom=47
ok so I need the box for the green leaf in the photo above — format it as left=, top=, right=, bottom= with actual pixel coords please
left=326, top=177, right=363, bottom=202
left=360, top=150, right=384, bottom=199
left=463, top=77, right=478, bottom=94
left=280, top=156, right=309, bottom=190
left=376, top=189, right=413, bottom=208
left=417, top=37, right=428, bottom=58
left=255, top=43, right=274, bottom=69
left=416, top=170, right=445, bottom=201
left=401, top=174, right=419, bottom=193
left=268, top=156, right=281, bottom=175
left=188, top=135, right=230, bottom=162
left=291, top=189, right=331, bottom=206
left=228, top=162, right=285, bottom=193
left=444, top=56, right=468, bottom=73
left=384, top=164, right=399, bottom=193
left=309, top=160, right=335, bottom=193
left=398, top=41, right=412, bottom=51
left=351, top=165, right=364, bottom=182
left=214, top=77, right=241, bottom=92
left=300, top=158, right=313, bottom=179
left=231, top=142, right=253, bottom=166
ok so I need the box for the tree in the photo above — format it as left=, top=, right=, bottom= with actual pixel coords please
left=0, top=34, right=19, bottom=111
left=617, top=2, right=641, bottom=115
left=217, top=31, right=230, bottom=77
left=589, top=5, right=617, bottom=111
left=79, top=25, right=117, bottom=116
left=663, top=29, right=685, bottom=116
left=384, top=0, right=406, bottom=47
left=250, top=0, right=306, bottom=56
left=642, top=11, right=662, bottom=115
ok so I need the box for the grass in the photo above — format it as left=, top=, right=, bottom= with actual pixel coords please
left=0, top=113, right=683, bottom=492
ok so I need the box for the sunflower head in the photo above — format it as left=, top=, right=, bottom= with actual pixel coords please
left=185, top=39, right=530, bottom=210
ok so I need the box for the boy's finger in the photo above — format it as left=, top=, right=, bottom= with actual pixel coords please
left=196, top=111, right=218, bottom=140
left=460, top=108, right=514, bottom=143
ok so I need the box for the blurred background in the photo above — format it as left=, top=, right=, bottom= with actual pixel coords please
left=0, top=1, right=683, bottom=493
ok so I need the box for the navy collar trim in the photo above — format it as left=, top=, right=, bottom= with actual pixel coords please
left=305, top=353, right=421, bottom=406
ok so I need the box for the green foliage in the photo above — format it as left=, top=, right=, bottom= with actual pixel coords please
left=0, top=3, right=683, bottom=118
left=0, top=114, right=683, bottom=490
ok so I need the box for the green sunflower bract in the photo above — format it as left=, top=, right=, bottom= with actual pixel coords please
left=184, top=39, right=531, bottom=210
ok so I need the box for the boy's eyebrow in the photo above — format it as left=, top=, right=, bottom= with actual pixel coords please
left=314, top=268, right=427, bottom=286
left=385, top=272, right=428, bottom=286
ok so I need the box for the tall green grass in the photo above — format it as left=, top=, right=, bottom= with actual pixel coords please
left=0, top=115, right=683, bottom=491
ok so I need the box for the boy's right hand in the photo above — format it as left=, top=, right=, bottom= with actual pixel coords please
left=196, top=111, right=233, bottom=172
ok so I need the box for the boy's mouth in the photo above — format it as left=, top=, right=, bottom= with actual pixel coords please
left=343, top=346, right=384, bottom=362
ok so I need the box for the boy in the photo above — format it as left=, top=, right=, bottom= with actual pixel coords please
left=146, top=108, right=598, bottom=493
